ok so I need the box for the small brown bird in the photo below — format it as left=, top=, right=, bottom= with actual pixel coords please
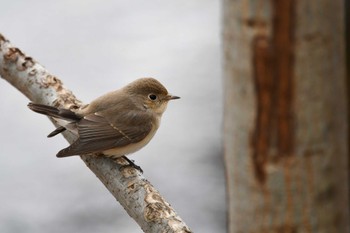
left=28, top=78, right=179, bottom=159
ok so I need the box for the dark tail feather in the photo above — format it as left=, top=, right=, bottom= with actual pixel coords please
left=56, top=148, right=75, bottom=157
left=47, top=126, right=66, bottom=137
left=56, top=140, right=81, bottom=157
left=28, top=103, right=81, bottom=121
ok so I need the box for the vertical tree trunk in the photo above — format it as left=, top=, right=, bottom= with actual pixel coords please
left=223, top=0, right=349, bottom=232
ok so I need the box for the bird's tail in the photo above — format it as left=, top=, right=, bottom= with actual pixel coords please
left=28, top=102, right=81, bottom=137
left=28, top=103, right=81, bottom=121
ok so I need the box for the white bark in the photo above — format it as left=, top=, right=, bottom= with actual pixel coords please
left=0, top=33, right=191, bottom=233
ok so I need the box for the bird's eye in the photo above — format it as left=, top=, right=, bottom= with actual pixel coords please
left=148, top=94, right=157, bottom=101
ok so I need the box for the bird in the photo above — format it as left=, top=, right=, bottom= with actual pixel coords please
left=28, top=78, right=180, bottom=161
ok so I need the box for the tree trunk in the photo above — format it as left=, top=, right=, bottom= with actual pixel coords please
left=223, top=0, right=349, bottom=232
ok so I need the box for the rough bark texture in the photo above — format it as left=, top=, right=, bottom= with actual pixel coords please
left=0, top=33, right=191, bottom=233
left=223, top=0, right=349, bottom=232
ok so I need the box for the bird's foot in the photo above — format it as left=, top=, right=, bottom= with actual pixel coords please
left=120, top=155, right=143, bottom=173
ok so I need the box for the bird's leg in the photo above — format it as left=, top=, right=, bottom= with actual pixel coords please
left=120, top=155, right=143, bottom=173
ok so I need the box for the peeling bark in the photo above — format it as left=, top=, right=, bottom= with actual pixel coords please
left=252, top=35, right=274, bottom=184
left=251, top=0, right=295, bottom=185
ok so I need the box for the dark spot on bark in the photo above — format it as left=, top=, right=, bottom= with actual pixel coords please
left=251, top=0, right=296, bottom=185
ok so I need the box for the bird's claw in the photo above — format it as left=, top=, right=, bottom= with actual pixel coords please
left=120, top=156, right=143, bottom=173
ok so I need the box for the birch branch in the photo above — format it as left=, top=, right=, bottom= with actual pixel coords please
left=0, top=33, right=191, bottom=233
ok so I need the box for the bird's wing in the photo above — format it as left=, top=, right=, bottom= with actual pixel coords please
left=56, top=110, right=153, bottom=157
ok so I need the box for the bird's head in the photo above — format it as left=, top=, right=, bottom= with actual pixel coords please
left=124, top=78, right=180, bottom=115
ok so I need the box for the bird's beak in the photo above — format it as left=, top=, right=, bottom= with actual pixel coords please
left=167, top=95, right=180, bottom=100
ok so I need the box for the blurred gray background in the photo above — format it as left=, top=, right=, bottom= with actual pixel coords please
left=0, top=1, right=224, bottom=232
